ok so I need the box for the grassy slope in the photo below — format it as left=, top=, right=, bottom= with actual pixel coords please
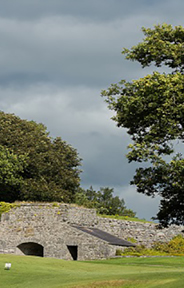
left=98, top=214, right=155, bottom=223
left=1, top=255, right=184, bottom=288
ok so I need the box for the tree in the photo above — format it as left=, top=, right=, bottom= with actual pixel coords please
left=75, top=186, right=136, bottom=217
left=102, top=24, right=184, bottom=226
left=0, top=145, right=27, bottom=202
left=0, top=111, right=81, bottom=202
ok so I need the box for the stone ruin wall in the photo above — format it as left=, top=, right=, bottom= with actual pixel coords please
left=0, top=204, right=115, bottom=260
left=0, top=203, right=184, bottom=259
left=97, top=217, right=184, bottom=247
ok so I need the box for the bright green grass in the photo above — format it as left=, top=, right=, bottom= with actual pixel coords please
left=98, top=214, right=155, bottom=223
left=1, top=255, right=184, bottom=288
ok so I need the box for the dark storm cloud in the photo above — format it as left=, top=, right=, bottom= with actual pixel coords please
left=1, top=0, right=184, bottom=220
left=0, top=83, right=134, bottom=186
left=0, top=14, right=149, bottom=88
left=0, top=0, right=162, bottom=21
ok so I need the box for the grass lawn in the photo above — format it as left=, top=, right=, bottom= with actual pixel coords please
left=1, top=255, right=184, bottom=288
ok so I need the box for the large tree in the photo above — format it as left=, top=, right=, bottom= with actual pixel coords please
left=0, top=111, right=81, bottom=202
left=102, top=24, right=184, bottom=226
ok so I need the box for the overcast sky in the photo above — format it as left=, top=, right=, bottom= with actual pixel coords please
left=1, top=0, right=184, bottom=220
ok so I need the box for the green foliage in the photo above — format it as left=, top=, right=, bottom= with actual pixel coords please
left=0, top=111, right=81, bottom=203
left=121, top=245, right=167, bottom=257
left=0, top=145, right=27, bottom=202
left=153, top=234, right=184, bottom=255
left=102, top=23, right=184, bottom=226
left=122, top=24, right=184, bottom=71
left=75, top=186, right=136, bottom=217
left=120, top=235, right=184, bottom=257
left=115, top=249, right=122, bottom=256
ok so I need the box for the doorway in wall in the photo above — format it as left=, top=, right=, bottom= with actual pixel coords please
left=67, top=245, right=78, bottom=260
left=17, top=242, right=44, bottom=257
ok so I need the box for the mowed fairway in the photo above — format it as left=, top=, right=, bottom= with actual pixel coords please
left=1, top=255, right=184, bottom=288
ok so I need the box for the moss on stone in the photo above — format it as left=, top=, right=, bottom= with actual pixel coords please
left=0, top=202, right=19, bottom=218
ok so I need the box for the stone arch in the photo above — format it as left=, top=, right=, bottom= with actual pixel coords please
left=17, top=242, right=44, bottom=257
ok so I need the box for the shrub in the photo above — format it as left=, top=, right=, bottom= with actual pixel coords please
left=115, top=249, right=123, bottom=256
left=119, top=235, right=184, bottom=257
left=153, top=234, right=184, bottom=255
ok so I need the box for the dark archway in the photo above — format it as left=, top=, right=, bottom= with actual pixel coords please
left=67, top=245, right=78, bottom=260
left=17, top=242, right=44, bottom=257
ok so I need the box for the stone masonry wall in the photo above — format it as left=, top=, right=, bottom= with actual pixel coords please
left=0, top=203, right=184, bottom=260
left=0, top=203, right=114, bottom=260
left=95, top=218, right=184, bottom=247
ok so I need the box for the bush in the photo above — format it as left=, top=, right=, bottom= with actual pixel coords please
left=115, top=249, right=123, bottom=256
left=153, top=234, right=184, bottom=255
left=119, top=235, right=184, bottom=257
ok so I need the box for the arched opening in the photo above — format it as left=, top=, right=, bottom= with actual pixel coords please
left=67, top=245, right=78, bottom=260
left=17, top=242, right=44, bottom=257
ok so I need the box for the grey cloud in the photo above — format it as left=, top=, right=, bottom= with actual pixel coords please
left=0, top=83, right=135, bottom=187
left=0, top=1, right=184, bottom=220
left=0, top=2, right=182, bottom=89
left=0, top=0, right=165, bottom=21
left=117, top=185, right=161, bottom=220
left=0, top=12, right=166, bottom=88
left=0, top=16, right=136, bottom=86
